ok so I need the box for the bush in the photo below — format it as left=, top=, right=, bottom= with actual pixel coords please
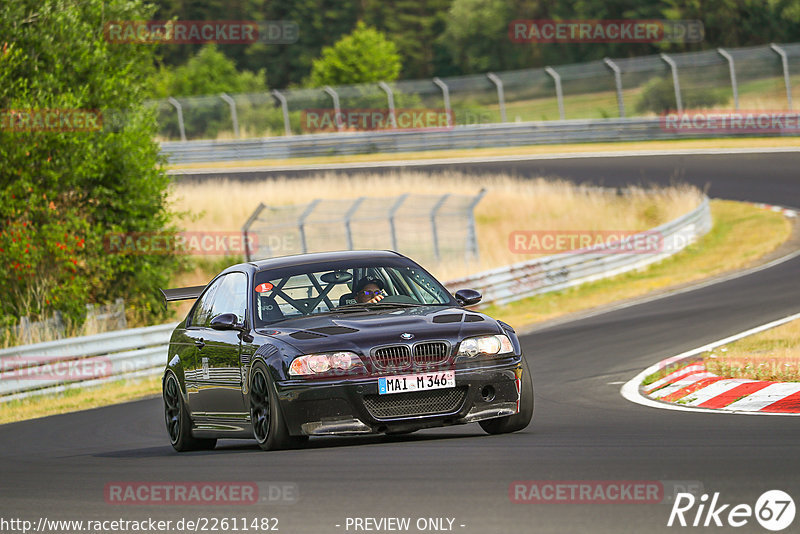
left=0, top=0, right=179, bottom=334
left=635, top=77, right=729, bottom=114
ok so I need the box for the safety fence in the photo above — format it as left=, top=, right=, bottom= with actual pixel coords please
left=153, top=42, right=800, bottom=143
left=0, top=195, right=710, bottom=401
left=242, top=191, right=485, bottom=267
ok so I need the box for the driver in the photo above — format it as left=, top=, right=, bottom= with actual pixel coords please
left=354, top=277, right=386, bottom=304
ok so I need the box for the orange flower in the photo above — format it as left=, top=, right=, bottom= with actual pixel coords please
left=48, top=201, right=56, bottom=210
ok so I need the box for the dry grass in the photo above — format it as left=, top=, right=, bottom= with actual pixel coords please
left=704, top=318, right=800, bottom=382
left=169, top=172, right=703, bottom=282
left=167, top=137, right=800, bottom=171
left=0, top=375, right=161, bottom=425
left=482, top=200, right=791, bottom=328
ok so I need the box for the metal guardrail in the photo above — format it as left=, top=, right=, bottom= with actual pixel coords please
left=445, top=196, right=712, bottom=307
left=161, top=118, right=797, bottom=165
left=0, top=196, right=710, bottom=400
left=0, top=323, right=177, bottom=401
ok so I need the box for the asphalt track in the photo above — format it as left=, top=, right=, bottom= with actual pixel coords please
left=2, top=152, right=800, bottom=533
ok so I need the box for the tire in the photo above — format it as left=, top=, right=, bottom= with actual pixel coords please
left=163, top=372, right=217, bottom=452
left=249, top=363, right=307, bottom=451
left=479, top=355, right=534, bottom=435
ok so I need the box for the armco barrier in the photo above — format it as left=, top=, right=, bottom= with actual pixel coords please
left=444, top=196, right=711, bottom=306
left=0, top=323, right=177, bottom=401
left=0, top=196, right=710, bottom=401
left=161, top=117, right=797, bottom=165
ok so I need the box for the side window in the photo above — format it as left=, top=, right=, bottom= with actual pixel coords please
left=189, top=277, right=223, bottom=328
left=208, top=272, right=248, bottom=323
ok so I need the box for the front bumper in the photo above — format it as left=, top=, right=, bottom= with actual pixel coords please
left=275, top=356, right=523, bottom=436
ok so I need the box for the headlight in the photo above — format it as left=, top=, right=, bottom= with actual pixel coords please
left=457, top=335, right=514, bottom=358
left=289, top=351, right=365, bottom=377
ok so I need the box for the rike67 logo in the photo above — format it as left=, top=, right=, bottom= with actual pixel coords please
left=668, top=490, right=795, bottom=531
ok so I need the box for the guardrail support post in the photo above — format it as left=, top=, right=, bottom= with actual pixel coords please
left=717, top=48, right=739, bottom=110
left=323, top=86, right=343, bottom=132
left=487, top=73, right=507, bottom=123
left=242, top=202, right=266, bottom=261
left=388, top=194, right=409, bottom=251
left=432, top=77, right=452, bottom=127
left=220, top=93, right=240, bottom=138
left=271, top=90, right=292, bottom=136
left=378, top=82, right=397, bottom=128
left=430, top=194, right=450, bottom=262
left=343, top=197, right=365, bottom=249
left=167, top=97, right=187, bottom=141
left=660, top=53, right=683, bottom=112
left=603, top=58, right=625, bottom=118
left=298, top=200, right=321, bottom=254
left=544, top=67, right=565, bottom=120
left=770, top=43, right=793, bottom=110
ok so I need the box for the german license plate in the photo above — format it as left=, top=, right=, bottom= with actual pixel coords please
left=378, top=371, right=455, bottom=395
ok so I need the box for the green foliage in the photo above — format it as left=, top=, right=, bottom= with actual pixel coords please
left=0, top=0, right=178, bottom=332
left=308, top=22, right=402, bottom=87
left=635, top=77, right=729, bottom=114
left=150, top=45, right=267, bottom=98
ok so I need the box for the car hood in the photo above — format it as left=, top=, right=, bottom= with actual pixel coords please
left=254, top=305, right=503, bottom=353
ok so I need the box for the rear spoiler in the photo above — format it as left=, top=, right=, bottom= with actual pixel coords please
left=159, top=285, right=206, bottom=309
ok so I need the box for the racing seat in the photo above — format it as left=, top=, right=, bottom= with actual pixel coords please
left=338, top=293, right=357, bottom=306
left=258, top=295, right=284, bottom=323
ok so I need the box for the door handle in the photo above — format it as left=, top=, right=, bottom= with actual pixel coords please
left=195, top=338, right=205, bottom=349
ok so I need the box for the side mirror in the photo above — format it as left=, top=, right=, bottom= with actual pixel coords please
left=454, top=289, right=482, bottom=306
left=210, top=313, right=241, bottom=330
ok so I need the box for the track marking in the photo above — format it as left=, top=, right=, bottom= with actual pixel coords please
left=620, top=311, right=800, bottom=416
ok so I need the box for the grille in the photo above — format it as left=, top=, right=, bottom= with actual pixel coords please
left=372, top=345, right=411, bottom=369
left=413, top=341, right=450, bottom=366
left=363, top=387, right=468, bottom=419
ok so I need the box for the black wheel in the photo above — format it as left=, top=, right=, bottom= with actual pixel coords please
left=163, top=372, right=216, bottom=452
left=479, top=356, right=534, bottom=435
left=249, top=363, right=307, bottom=451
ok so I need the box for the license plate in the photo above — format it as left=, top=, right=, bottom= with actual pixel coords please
left=378, top=371, right=455, bottom=395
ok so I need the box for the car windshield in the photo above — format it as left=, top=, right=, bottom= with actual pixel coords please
left=252, top=259, right=454, bottom=325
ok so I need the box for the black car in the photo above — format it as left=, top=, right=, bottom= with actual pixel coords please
left=160, top=250, right=533, bottom=451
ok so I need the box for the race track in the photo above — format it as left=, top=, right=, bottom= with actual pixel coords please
left=2, top=151, right=800, bottom=533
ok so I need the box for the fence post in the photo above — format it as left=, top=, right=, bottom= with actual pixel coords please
left=271, top=90, right=292, bottom=136
left=242, top=202, right=267, bottom=261
left=219, top=93, right=240, bottom=138
left=388, top=194, right=409, bottom=251
left=323, top=86, right=343, bottom=132
left=544, top=67, right=565, bottom=120
left=167, top=97, right=187, bottom=141
left=344, top=197, right=365, bottom=249
left=298, top=199, right=321, bottom=253
left=466, top=189, right=487, bottom=263
left=660, top=53, right=683, bottom=112
left=770, top=43, right=793, bottom=110
left=432, top=77, right=452, bottom=127
left=717, top=48, right=739, bottom=110
left=430, top=194, right=450, bottom=262
left=378, top=82, right=397, bottom=128
left=487, top=73, right=507, bottom=123
left=603, top=58, right=625, bottom=118
left=114, top=298, right=127, bottom=330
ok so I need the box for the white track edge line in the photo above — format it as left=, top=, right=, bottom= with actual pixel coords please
left=620, top=311, right=800, bottom=416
